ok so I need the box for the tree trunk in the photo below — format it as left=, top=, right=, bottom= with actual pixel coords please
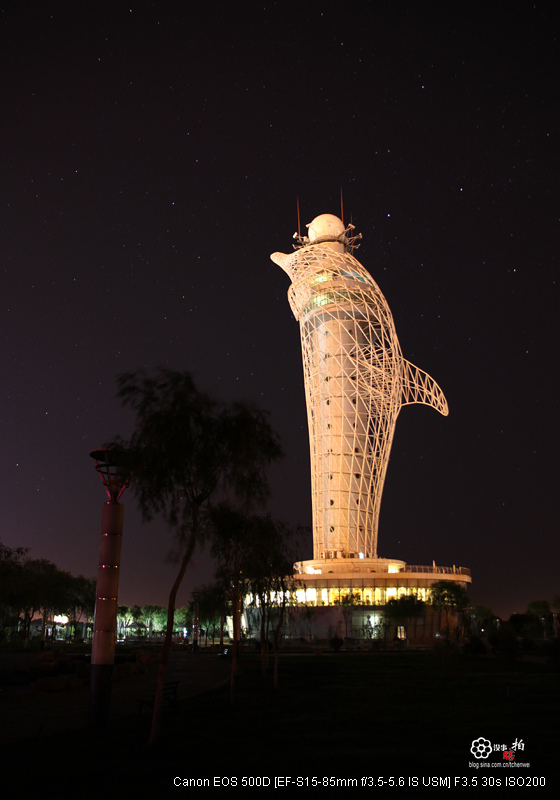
left=273, top=603, right=285, bottom=689
left=149, top=532, right=196, bottom=747
left=230, top=586, right=241, bottom=702
left=260, top=606, right=267, bottom=676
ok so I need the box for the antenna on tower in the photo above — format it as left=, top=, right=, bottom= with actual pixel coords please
left=293, top=197, right=306, bottom=248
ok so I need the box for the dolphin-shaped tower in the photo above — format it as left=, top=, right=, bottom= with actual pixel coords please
left=272, top=213, right=448, bottom=561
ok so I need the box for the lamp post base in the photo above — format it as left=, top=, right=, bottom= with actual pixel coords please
left=89, top=663, right=113, bottom=730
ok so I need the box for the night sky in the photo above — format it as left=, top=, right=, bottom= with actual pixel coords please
left=1, top=2, right=557, bottom=619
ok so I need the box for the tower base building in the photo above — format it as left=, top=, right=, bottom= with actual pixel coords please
left=290, top=556, right=471, bottom=641
left=293, top=556, right=471, bottom=608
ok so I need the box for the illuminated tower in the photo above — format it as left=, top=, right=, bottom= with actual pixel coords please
left=272, top=213, right=448, bottom=561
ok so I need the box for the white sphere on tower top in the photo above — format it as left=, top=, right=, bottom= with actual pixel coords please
left=307, top=214, right=345, bottom=243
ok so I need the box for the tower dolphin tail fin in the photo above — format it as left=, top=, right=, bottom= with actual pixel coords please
left=400, top=360, right=449, bottom=417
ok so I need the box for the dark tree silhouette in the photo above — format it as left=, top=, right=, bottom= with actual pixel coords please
left=109, top=368, right=282, bottom=743
left=209, top=503, right=253, bottom=697
left=210, top=504, right=302, bottom=690
left=384, top=595, right=426, bottom=642
left=191, top=583, right=228, bottom=647
left=429, top=580, right=469, bottom=639
left=0, top=541, right=29, bottom=640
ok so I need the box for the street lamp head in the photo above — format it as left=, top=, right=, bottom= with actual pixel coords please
left=90, top=447, right=130, bottom=502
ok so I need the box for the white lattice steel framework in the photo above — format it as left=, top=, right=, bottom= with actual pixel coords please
left=272, top=213, right=448, bottom=561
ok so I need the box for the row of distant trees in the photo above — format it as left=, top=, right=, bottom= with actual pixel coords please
left=0, top=537, right=226, bottom=645
left=0, top=540, right=95, bottom=643
left=3, top=535, right=559, bottom=648
left=0, top=521, right=297, bottom=650
left=115, top=604, right=191, bottom=639
left=3, top=534, right=558, bottom=636
left=327, top=585, right=560, bottom=646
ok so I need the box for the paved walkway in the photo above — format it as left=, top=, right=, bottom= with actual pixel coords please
left=0, top=647, right=230, bottom=744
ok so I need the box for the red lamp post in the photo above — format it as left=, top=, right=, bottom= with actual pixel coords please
left=89, top=448, right=129, bottom=729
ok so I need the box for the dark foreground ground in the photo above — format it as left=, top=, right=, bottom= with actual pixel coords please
left=1, top=642, right=557, bottom=792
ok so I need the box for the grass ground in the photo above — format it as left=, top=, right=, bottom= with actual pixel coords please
left=161, top=648, right=556, bottom=779
left=2, top=644, right=557, bottom=790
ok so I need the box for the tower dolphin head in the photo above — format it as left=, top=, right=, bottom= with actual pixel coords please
left=270, top=250, right=291, bottom=276
left=271, top=212, right=347, bottom=278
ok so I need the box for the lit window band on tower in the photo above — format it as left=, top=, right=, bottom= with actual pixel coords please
left=271, top=213, right=449, bottom=563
